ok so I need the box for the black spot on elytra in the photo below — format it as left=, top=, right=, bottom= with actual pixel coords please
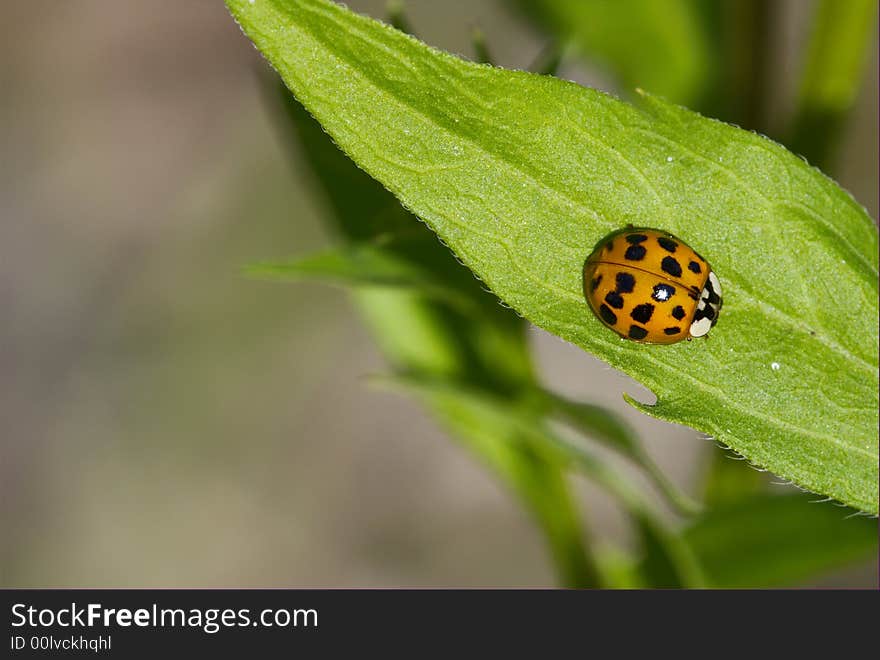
left=630, top=303, right=655, bottom=324
left=671, top=305, right=686, bottom=320
left=599, top=304, right=618, bottom=326
left=590, top=275, right=603, bottom=292
left=688, top=260, right=702, bottom=274
left=604, top=291, right=624, bottom=309
left=661, top=256, right=682, bottom=277
left=657, top=237, right=678, bottom=253
left=687, top=290, right=699, bottom=301
left=605, top=241, right=614, bottom=252
left=615, top=272, right=636, bottom=293
left=625, top=244, right=647, bottom=261
left=651, top=283, right=675, bottom=302
left=626, top=233, right=648, bottom=244
left=628, top=325, right=648, bottom=340
left=664, top=326, right=681, bottom=335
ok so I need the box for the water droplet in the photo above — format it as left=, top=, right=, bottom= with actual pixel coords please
left=666, top=156, right=674, bottom=163
left=771, top=362, right=780, bottom=371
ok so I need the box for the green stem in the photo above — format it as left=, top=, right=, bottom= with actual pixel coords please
left=546, top=433, right=707, bottom=588
left=501, top=440, right=601, bottom=588
left=545, top=392, right=701, bottom=517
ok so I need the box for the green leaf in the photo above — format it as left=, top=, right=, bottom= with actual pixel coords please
left=246, top=238, right=476, bottom=310
left=683, top=494, right=879, bottom=588
left=226, top=0, right=879, bottom=513
left=511, top=0, right=716, bottom=108
left=789, top=0, right=879, bottom=170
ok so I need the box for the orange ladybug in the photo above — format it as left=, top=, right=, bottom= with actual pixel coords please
left=583, top=228, right=722, bottom=344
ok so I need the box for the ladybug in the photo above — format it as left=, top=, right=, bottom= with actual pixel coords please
left=582, top=227, right=722, bottom=344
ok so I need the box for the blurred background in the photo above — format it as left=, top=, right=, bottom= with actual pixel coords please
left=1, top=0, right=876, bottom=587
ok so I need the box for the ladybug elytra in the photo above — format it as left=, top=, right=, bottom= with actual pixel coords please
left=583, top=228, right=722, bottom=344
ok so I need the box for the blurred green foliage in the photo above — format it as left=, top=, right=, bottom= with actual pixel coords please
left=789, top=0, right=879, bottom=170
left=683, top=494, right=878, bottom=587
left=512, top=0, right=716, bottom=108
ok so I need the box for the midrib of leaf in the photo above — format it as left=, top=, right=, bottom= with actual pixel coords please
left=226, top=0, right=878, bottom=513
left=735, top=295, right=872, bottom=374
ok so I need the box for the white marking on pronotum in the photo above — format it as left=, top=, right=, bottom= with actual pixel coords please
left=689, top=316, right=712, bottom=337
left=709, top=271, right=722, bottom=296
